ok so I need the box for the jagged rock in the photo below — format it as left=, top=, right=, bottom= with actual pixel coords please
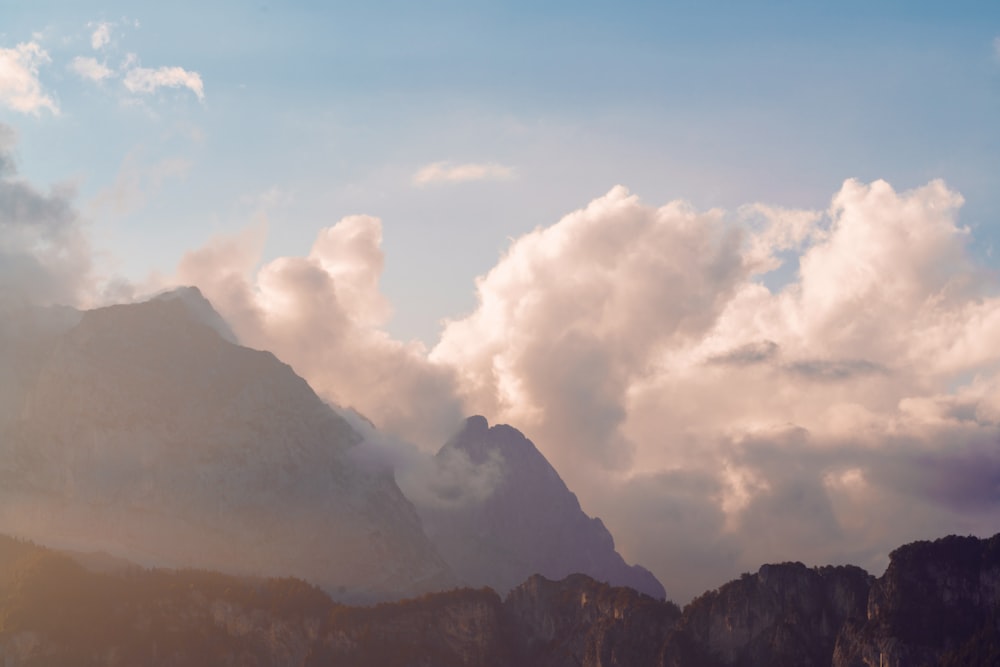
left=417, top=415, right=666, bottom=600
left=663, top=561, right=872, bottom=667
left=504, top=573, right=680, bottom=667
left=833, top=534, right=1000, bottom=667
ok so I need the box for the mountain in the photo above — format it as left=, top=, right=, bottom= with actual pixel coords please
left=0, top=532, right=997, bottom=666
left=661, top=562, right=872, bottom=666
left=415, top=415, right=667, bottom=600
left=0, top=287, right=451, bottom=600
left=833, top=534, right=1000, bottom=667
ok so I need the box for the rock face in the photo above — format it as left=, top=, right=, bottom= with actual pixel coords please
left=663, top=562, right=873, bottom=667
left=2, top=532, right=1000, bottom=666
left=833, top=534, right=1000, bottom=667
left=504, top=573, right=680, bottom=667
left=416, top=416, right=666, bottom=600
left=0, top=288, right=450, bottom=600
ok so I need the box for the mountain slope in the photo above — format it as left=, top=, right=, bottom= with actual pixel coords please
left=416, top=415, right=666, bottom=600
left=0, top=288, right=450, bottom=599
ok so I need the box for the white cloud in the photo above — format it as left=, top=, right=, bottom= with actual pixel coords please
left=0, top=42, right=58, bottom=115
left=124, top=65, right=204, bottom=100
left=90, top=21, right=112, bottom=50
left=171, top=215, right=464, bottom=450
left=412, top=161, right=515, bottom=186
left=69, top=56, right=114, bottom=82
left=428, top=178, right=1000, bottom=600
left=165, top=177, right=1000, bottom=602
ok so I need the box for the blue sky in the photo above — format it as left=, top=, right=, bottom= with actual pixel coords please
left=5, top=1, right=1000, bottom=602
left=3, top=1, right=998, bottom=343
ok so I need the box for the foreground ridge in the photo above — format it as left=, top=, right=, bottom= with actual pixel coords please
left=1, top=531, right=997, bottom=666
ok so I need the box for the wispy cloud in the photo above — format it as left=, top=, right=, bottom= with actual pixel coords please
left=0, top=42, right=58, bottom=115
left=123, top=65, right=204, bottom=101
left=412, top=161, right=515, bottom=186
left=69, top=56, right=114, bottom=82
left=90, top=21, right=112, bottom=50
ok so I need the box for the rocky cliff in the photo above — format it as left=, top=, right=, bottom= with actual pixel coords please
left=662, top=561, right=872, bottom=667
left=417, top=415, right=666, bottom=600
left=833, top=534, right=1000, bottom=667
left=505, top=573, right=680, bottom=667
left=1, top=532, right=999, bottom=666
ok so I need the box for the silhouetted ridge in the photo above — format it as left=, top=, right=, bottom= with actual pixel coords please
left=0, top=532, right=997, bottom=666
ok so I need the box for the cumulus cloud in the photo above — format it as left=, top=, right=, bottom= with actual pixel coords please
left=123, top=65, right=204, bottom=100
left=426, top=178, right=1000, bottom=601
left=171, top=214, right=464, bottom=450
left=412, top=161, right=514, bottom=186
left=69, top=56, right=114, bottom=82
left=0, top=42, right=58, bottom=115
left=0, top=123, right=91, bottom=309
left=160, top=176, right=1000, bottom=603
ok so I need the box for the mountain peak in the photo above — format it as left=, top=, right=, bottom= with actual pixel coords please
left=420, top=418, right=667, bottom=600
left=149, top=285, right=237, bottom=343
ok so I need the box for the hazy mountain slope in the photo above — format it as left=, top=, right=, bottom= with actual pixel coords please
left=0, top=288, right=450, bottom=599
left=416, top=415, right=667, bottom=599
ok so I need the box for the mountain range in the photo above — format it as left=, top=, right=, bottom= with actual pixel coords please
left=0, top=287, right=664, bottom=601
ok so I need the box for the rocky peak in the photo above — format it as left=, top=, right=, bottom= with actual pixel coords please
left=418, top=416, right=666, bottom=600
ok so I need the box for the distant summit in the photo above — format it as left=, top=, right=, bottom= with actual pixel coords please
left=417, top=415, right=667, bottom=600
left=0, top=289, right=451, bottom=600
left=150, top=285, right=238, bottom=343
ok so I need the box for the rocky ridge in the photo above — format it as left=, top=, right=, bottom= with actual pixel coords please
left=1, top=532, right=999, bottom=666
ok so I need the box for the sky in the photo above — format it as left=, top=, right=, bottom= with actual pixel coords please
left=3, top=1, right=1000, bottom=601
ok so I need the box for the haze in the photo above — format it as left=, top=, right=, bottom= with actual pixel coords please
left=2, top=1, right=1000, bottom=602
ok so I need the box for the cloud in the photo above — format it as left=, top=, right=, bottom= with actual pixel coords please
left=424, top=178, right=1000, bottom=600
left=156, top=176, right=1000, bottom=602
left=0, top=42, right=58, bottom=115
left=412, top=161, right=514, bottom=186
left=89, top=151, right=192, bottom=216
left=0, top=123, right=91, bottom=309
left=171, top=214, right=464, bottom=450
left=69, top=56, right=114, bottom=82
left=90, top=21, right=112, bottom=50
left=124, top=65, right=204, bottom=100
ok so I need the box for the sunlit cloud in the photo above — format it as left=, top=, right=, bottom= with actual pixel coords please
left=412, top=161, right=515, bottom=186
left=0, top=42, right=58, bottom=115
left=104, top=176, right=1000, bottom=601
left=69, top=56, right=114, bottom=82
left=123, top=65, right=204, bottom=100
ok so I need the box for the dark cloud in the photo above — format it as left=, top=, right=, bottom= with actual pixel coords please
left=0, top=123, right=91, bottom=309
